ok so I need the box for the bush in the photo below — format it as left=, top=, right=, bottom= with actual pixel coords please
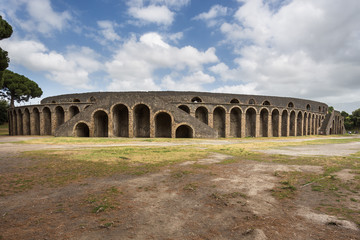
left=0, top=99, right=9, bottom=125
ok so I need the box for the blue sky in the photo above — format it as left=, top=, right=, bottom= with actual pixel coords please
left=1, top=0, right=360, bottom=112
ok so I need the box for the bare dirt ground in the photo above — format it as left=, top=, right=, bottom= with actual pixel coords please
left=0, top=136, right=360, bottom=240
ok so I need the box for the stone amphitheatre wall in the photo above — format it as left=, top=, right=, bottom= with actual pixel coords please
left=7, top=91, right=345, bottom=138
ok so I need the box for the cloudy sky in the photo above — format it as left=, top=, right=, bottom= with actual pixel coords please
left=1, top=0, right=360, bottom=112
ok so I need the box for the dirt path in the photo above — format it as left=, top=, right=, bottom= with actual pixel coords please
left=0, top=136, right=359, bottom=239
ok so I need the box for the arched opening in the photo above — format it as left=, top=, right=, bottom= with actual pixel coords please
left=32, top=108, right=40, bottom=135
left=281, top=110, right=288, bottom=137
left=248, top=99, right=255, bottom=104
left=55, top=106, right=65, bottom=128
left=260, top=109, right=268, bottom=137
left=93, top=110, right=108, bottom=137
left=272, top=109, right=280, bottom=137
left=90, top=96, right=96, bottom=102
left=230, top=108, right=242, bottom=137
left=176, top=125, right=193, bottom=138
left=18, top=109, right=23, bottom=135
left=262, top=100, right=270, bottom=106
left=312, top=115, right=315, bottom=135
left=308, top=113, right=311, bottom=135
left=178, top=105, right=190, bottom=114
left=306, top=104, right=311, bottom=110
left=24, top=108, right=31, bottom=135
left=13, top=111, right=18, bottom=135
left=297, top=112, right=302, bottom=136
left=73, top=98, right=80, bottom=102
left=133, top=104, right=150, bottom=137
left=315, top=115, right=319, bottom=134
left=289, top=111, right=296, bottom=136
left=318, top=106, right=321, bottom=112
left=69, top=106, right=80, bottom=118
left=288, top=102, right=294, bottom=108
left=230, top=98, right=239, bottom=104
left=43, top=107, right=52, bottom=135
left=8, top=112, right=13, bottom=135
left=246, top=108, right=256, bottom=137
left=213, top=107, right=226, bottom=137
left=195, top=107, right=208, bottom=125
left=191, top=97, right=202, bottom=103
left=303, top=113, right=307, bottom=136
left=155, top=112, right=172, bottom=138
left=113, top=104, right=129, bottom=137
left=51, top=101, right=56, bottom=103
left=75, top=122, right=90, bottom=137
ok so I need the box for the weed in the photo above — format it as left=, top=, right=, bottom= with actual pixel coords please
left=183, top=183, right=198, bottom=191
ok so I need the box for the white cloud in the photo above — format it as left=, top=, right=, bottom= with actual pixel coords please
left=105, top=32, right=219, bottom=91
left=0, top=0, right=71, bottom=35
left=2, top=38, right=102, bottom=89
left=128, top=5, right=174, bottom=25
left=127, top=0, right=190, bottom=9
left=97, top=21, right=121, bottom=42
left=161, top=71, right=215, bottom=91
left=216, top=0, right=360, bottom=103
left=193, top=5, right=228, bottom=27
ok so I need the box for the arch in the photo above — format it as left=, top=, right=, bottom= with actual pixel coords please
left=17, top=109, right=23, bottom=135
left=303, top=112, right=307, bottom=136
left=176, top=125, right=193, bottom=138
left=75, top=122, right=89, bottom=137
left=288, top=102, right=294, bottom=108
left=89, top=96, right=96, bottom=102
left=306, top=104, right=311, bottom=110
left=55, top=106, right=65, bottom=128
left=260, top=108, right=269, bottom=137
left=51, top=100, right=56, bottom=103
left=133, top=104, right=150, bottom=138
left=246, top=108, right=256, bottom=137
left=178, top=105, right=190, bottom=114
left=307, top=113, right=312, bottom=135
left=69, top=106, right=80, bottom=119
left=112, top=104, right=129, bottom=137
left=195, top=106, right=208, bottom=125
left=24, top=108, right=31, bottom=135
left=311, top=115, right=315, bottom=135
left=84, top=105, right=91, bottom=110
left=230, top=98, right=239, bottom=104
left=297, top=112, right=302, bottom=136
left=315, top=115, right=319, bottom=134
left=318, top=106, right=321, bottom=112
left=32, top=108, right=40, bottom=135
left=230, top=107, right=242, bottom=137
left=272, top=109, right=280, bottom=137
left=248, top=99, right=255, bottom=105
left=262, top=100, right=270, bottom=106
left=73, top=98, right=80, bottom=102
left=191, top=97, right=202, bottom=103
left=213, top=107, right=226, bottom=137
left=93, top=110, right=108, bottom=137
left=13, top=110, right=18, bottom=135
left=289, top=111, right=296, bottom=136
left=43, top=107, right=52, bottom=135
left=281, top=110, right=288, bottom=137
left=155, top=112, right=172, bottom=138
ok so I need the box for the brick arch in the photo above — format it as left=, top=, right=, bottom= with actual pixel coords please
left=42, top=107, right=52, bottom=135
left=195, top=106, right=209, bottom=125
left=271, top=108, right=280, bottom=137
left=69, top=105, right=80, bottom=119
left=260, top=108, right=269, bottom=137
left=289, top=110, right=296, bottom=136
left=111, top=103, right=130, bottom=137
left=213, top=106, right=226, bottom=137
left=74, top=121, right=90, bottom=137
left=55, top=106, right=65, bottom=128
left=133, top=104, right=150, bottom=138
left=32, top=107, right=41, bottom=135
left=297, top=111, right=303, bottom=136
left=92, top=109, right=108, bottom=137
left=17, top=108, right=23, bottom=135
left=175, top=124, right=194, bottom=138
left=281, top=109, right=288, bottom=137
left=178, top=104, right=190, bottom=114
left=230, top=107, right=242, bottom=138
left=23, top=108, right=31, bottom=135
left=245, top=107, right=257, bottom=137
left=154, top=111, right=172, bottom=138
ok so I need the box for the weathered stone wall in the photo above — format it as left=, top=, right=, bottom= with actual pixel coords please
left=7, top=91, right=345, bottom=138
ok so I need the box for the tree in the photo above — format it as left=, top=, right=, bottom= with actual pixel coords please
left=351, top=108, right=360, bottom=130
left=328, top=106, right=334, bottom=114
left=0, top=99, right=9, bottom=125
left=0, top=16, right=13, bottom=83
left=1, top=70, right=43, bottom=108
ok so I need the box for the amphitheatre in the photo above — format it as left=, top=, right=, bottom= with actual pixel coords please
left=7, top=91, right=345, bottom=138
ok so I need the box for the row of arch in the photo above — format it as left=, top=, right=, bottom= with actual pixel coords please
left=8, top=105, right=80, bottom=136
left=77, top=104, right=193, bottom=138
left=8, top=103, right=327, bottom=138
left=190, top=97, right=327, bottom=113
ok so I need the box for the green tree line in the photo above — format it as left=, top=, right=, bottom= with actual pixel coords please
left=341, top=109, right=360, bottom=131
